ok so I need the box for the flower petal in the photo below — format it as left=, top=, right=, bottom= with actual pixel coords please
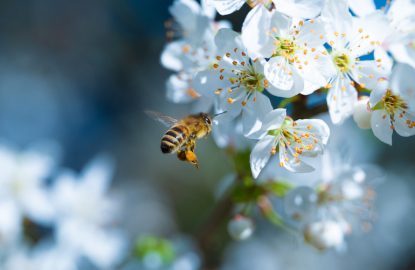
left=327, top=76, right=357, bottom=124
left=208, top=0, right=245, bottom=15
left=390, top=63, right=415, bottom=110
left=371, top=109, right=393, bottom=145
left=394, top=109, right=415, bottom=137
left=242, top=92, right=273, bottom=138
left=250, top=136, right=274, bottom=178
left=241, top=5, right=274, bottom=58
left=265, top=57, right=304, bottom=96
left=273, top=0, right=324, bottom=19
left=348, top=0, right=376, bottom=17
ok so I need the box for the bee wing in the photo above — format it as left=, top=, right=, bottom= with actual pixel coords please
left=145, top=110, right=178, bottom=127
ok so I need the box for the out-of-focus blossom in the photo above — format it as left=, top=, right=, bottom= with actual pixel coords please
left=369, top=64, right=415, bottom=145
left=124, top=235, right=200, bottom=270
left=304, top=220, right=345, bottom=250
left=51, top=156, right=126, bottom=269
left=250, top=109, right=330, bottom=177
left=161, top=0, right=230, bottom=112
left=348, top=0, right=415, bottom=69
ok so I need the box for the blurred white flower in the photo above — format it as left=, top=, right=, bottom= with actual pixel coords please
left=369, top=64, right=415, bottom=145
left=249, top=109, right=330, bottom=177
left=321, top=0, right=391, bottom=124
left=348, top=0, right=415, bottom=69
left=242, top=8, right=331, bottom=96
left=161, top=0, right=230, bottom=112
left=51, top=156, right=126, bottom=269
left=3, top=244, right=78, bottom=270
left=304, top=220, right=344, bottom=250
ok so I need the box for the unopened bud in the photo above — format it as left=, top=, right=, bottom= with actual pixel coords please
left=228, top=215, right=254, bottom=241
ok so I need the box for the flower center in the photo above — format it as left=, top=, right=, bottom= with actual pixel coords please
left=274, top=38, right=298, bottom=62
left=382, top=89, right=408, bottom=116
left=333, top=53, right=351, bottom=73
left=237, top=67, right=266, bottom=93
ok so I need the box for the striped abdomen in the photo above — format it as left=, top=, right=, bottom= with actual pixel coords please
left=160, top=124, right=189, bottom=154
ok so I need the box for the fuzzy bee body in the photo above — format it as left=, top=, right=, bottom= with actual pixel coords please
left=160, top=124, right=189, bottom=154
left=146, top=111, right=212, bottom=168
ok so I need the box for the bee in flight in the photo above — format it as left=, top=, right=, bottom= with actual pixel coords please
left=146, top=110, right=219, bottom=168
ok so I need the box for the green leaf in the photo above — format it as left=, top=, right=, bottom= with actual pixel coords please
left=265, top=181, right=293, bottom=197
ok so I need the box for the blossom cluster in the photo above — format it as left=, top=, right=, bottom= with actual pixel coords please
left=161, top=0, right=415, bottom=251
left=0, top=144, right=125, bottom=270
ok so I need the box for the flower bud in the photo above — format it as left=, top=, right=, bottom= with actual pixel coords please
left=304, top=220, right=344, bottom=250
left=353, top=96, right=371, bottom=129
left=228, top=215, right=254, bottom=241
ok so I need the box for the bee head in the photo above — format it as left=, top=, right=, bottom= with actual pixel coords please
left=200, top=113, right=212, bottom=126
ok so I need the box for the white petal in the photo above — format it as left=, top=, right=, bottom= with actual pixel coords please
left=193, top=69, right=232, bottom=98
left=201, top=0, right=217, bottom=18
left=389, top=40, right=415, bottom=69
left=215, top=28, right=244, bottom=57
left=327, top=76, right=358, bottom=124
left=273, top=0, right=324, bottom=19
left=279, top=145, right=315, bottom=173
left=394, top=110, right=415, bottom=137
left=242, top=93, right=273, bottom=137
left=160, top=41, right=187, bottom=71
left=209, top=0, right=245, bottom=15
left=369, top=86, right=387, bottom=107
left=390, top=63, right=415, bottom=110
left=348, top=0, right=376, bottom=17
left=270, top=11, right=292, bottom=37
left=265, top=57, right=304, bottom=96
left=166, top=74, right=196, bottom=104
left=296, top=119, right=331, bottom=145
left=349, top=13, right=390, bottom=56
left=250, top=136, right=274, bottom=178
left=261, top=108, right=287, bottom=132
left=321, top=0, right=353, bottom=50
left=241, top=5, right=274, bottom=58
left=371, top=109, right=393, bottom=145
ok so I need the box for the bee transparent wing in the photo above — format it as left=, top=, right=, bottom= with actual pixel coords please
left=145, top=110, right=178, bottom=127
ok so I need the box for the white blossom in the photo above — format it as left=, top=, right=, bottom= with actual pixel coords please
left=304, top=220, right=345, bottom=250
left=242, top=7, right=332, bottom=96
left=51, top=156, right=126, bottom=269
left=369, top=63, right=415, bottom=145
left=321, top=0, right=391, bottom=124
left=249, top=109, right=330, bottom=178
left=194, top=28, right=278, bottom=137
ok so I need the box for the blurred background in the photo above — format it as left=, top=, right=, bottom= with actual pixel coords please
left=0, top=0, right=415, bottom=269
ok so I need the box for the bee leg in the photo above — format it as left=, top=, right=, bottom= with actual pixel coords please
left=185, top=151, right=199, bottom=168
left=177, top=150, right=187, bottom=161
left=185, top=138, right=199, bottom=168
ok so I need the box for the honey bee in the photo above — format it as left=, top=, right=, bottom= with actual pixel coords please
left=145, top=110, right=214, bottom=168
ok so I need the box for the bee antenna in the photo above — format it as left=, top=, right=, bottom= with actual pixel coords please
left=213, top=111, right=227, bottom=118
